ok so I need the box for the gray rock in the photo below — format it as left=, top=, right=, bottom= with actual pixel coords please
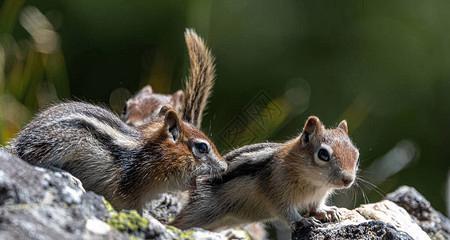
left=0, top=150, right=127, bottom=240
left=356, top=200, right=429, bottom=239
left=293, top=220, right=413, bottom=240
left=290, top=185, right=450, bottom=240
left=385, top=186, right=450, bottom=240
left=291, top=200, right=429, bottom=240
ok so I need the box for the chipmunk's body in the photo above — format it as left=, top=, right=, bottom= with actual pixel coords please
left=124, top=29, right=215, bottom=128
left=172, top=116, right=359, bottom=230
left=7, top=102, right=226, bottom=210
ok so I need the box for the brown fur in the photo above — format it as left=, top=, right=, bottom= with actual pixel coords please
left=7, top=101, right=226, bottom=211
left=124, top=86, right=184, bottom=127
left=124, top=29, right=215, bottom=129
left=280, top=117, right=359, bottom=188
left=172, top=116, right=359, bottom=230
left=182, top=29, right=215, bottom=128
left=112, top=110, right=224, bottom=210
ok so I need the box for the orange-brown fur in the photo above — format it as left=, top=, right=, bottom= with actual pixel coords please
left=124, top=86, right=184, bottom=127
left=7, top=102, right=226, bottom=211
left=278, top=118, right=358, bottom=189
left=172, top=116, right=359, bottom=230
left=113, top=109, right=225, bottom=210
left=124, top=29, right=215, bottom=129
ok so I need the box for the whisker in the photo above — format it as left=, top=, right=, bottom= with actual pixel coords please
left=354, top=182, right=362, bottom=205
left=352, top=186, right=357, bottom=209
left=359, top=177, right=385, bottom=194
left=357, top=176, right=385, bottom=198
left=358, top=182, right=369, bottom=204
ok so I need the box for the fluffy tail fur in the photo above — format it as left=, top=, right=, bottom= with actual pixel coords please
left=182, top=29, right=216, bottom=128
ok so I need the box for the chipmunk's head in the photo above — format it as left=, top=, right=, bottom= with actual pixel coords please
left=123, top=85, right=184, bottom=127
left=296, top=116, right=359, bottom=189
left=154, top=107, right=227, bottom=179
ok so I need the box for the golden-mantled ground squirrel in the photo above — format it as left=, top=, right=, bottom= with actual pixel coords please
left=172, top=116, right=359, bottom=229
left=124, top=29, right=215, bottom=129
left=6, top=102, right=227, bottom=211
left=123, top=85, right=184, bottom=127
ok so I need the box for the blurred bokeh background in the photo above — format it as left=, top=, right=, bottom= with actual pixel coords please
left=0, top=0, right=449, bottom=224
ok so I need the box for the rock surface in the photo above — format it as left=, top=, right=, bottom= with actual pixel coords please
left=0, top=150, right=249, bottom=240
left=292, top=200, right=430, bottom=240
left=0, top=149, right=448, bottom=240
left=385, top=186, right=450, bottom=240
left=0, top=150, right=127, bottom=240
left=293, top=220, right=413, bottom=240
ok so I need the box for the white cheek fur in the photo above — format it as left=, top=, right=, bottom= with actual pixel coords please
left=314, top=143, right=333, bottom=165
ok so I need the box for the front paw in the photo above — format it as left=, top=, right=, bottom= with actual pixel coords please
left=310, top=206, right=341, bottom=223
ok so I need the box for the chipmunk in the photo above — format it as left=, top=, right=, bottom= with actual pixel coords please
left=124, top=29, right=215, bottom=129
left=123, top=85, right=184, bottom=127
left=172, top=116, right=359, bottom=230
left=6, top=102, right=227, bottom=210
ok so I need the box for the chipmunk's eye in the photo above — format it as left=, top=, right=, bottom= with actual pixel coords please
left=195, top=142, right=209, bottom=154
left=317, top=148, right=330, bottom=161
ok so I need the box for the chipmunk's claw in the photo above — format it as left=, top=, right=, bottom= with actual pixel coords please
left=311, top=206, right=341, bottom=223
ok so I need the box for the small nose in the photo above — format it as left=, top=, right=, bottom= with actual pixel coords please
left=219, top=161, right=228, bottom=172
left=341, top=175, right=354, bottom=187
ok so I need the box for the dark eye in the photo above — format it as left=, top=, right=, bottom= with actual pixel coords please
left=195, top=142, right=209, bottom=154
left=318, top=148, right=330, bottom=161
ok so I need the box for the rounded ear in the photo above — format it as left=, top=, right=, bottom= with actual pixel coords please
left=172, top=90, right=184, bottom=103
left=164, top=109, right=181, bottom=141
left=301, top=116, right=322, bottom=143
left=338, top=120, right=348, bottom=134
left=139, top=85, right=153, bottom=94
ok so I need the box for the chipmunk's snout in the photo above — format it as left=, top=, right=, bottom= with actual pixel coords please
left=210, top=154, right=228, bottom=174
left=338, top=173, right=355, bottom=188
left=341, top=175, right=354, bottom=187
left=211, top=153, right=228, bottom=173
left=217, top=160, right=228, bottom=173
left=189, top=137, right=227, bottom=175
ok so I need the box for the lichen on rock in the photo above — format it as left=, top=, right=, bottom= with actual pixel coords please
left=108, top=210, right=150, bottom=233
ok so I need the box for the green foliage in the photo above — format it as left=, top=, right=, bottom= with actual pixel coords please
left=0, top=0, right=69, bottom=143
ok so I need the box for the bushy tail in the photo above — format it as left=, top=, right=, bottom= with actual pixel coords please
left=182, top=29, right=216, bottom=128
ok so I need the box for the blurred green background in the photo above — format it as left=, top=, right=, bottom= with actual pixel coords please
left=0, top=0, right=449, bottom=216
